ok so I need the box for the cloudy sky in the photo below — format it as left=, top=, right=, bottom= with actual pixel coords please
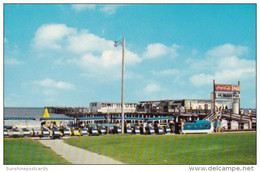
left=4, top=4, right=256, bottom=108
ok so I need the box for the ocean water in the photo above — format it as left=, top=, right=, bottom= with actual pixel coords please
left=4, top=107, right=67, bottom=118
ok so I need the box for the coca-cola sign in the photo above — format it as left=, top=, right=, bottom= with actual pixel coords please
left=232, top=85, right=240, bottom=92
left=215, top=84, right=232, bottom=92
left=215, top=84, right=240, bottom=92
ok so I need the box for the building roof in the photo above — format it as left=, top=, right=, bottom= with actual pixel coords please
left=140, top=99, right=230, bottom=103
left=90, top=102, right=137, bottom=104
left=77, top=117, right=105, bottom=120
left=39, top=117, right=74, bottom=121
left=4, top=117, right=36, bottom=120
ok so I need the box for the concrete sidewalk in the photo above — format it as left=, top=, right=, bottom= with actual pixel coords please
left=38, top=139, right=124, bottom=164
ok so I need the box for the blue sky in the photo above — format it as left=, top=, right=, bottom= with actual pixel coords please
left=4, top=4, right=256, bottom=108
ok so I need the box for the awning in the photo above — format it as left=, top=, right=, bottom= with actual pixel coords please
left=169, top=103, right=182, bottom=106
left=4, top=125, right=13, bottom=129
left=179, top=113, right=198, bottom=117
left=113, top=117, right=144, bottom=120
left=96, top=123, right=116, bottom=127
left=77, top=117, right=105, bottom=120
left=4, top=117, right=36, bottom=120
left=158, top=102, right=168, bottom=106
left=147, top=116, right=173, bottom=121
left=40, top=117, right=74, bottom=121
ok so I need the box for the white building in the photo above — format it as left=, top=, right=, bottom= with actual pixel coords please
left=183, top=99, right=232, bottom=111
left=139, top=99, right=232, bottom=113
left=89, top=102, right=137, bottom=113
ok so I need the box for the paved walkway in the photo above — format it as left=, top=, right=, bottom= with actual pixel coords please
left=38, top=139, right=124, bottom=164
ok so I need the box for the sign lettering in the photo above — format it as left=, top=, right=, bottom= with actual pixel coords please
left=215, top=84, right=232, bottom=92
left=232, top=85, right=240, bottom=92
left=215, top=84, right=240, bottom=92
left=215, top=93, right=240, bottom=99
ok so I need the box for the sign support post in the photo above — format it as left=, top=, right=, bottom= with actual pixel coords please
left=213, top=81, right=241, bottom=121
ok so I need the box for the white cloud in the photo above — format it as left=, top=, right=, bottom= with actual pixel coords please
left=143, top=83, right=163, bottom=93
left=67, top=31, right=141, bottom=66
left=190, top=66, right=255, bottom=87
left=191, top=49, right=199, bottom=56
left=189, top=73, right=214, bottom=87
left=189, top=44, right=250, bottom=71
left=100, top=50, right=141, bottom=67
left=32, top=24, right=114, bottom=54
left=151, top=69, right=180, bottom=76
left=66, top=30, right=114, bottom=54
left=217, top=56, right=254, bottom=70
left=206, top=43, right=248, bottom=58
left=69, top=49, right=141, bottom=80
left=189, top=44, right=255, bottom=87
left=71, top=4, right=121, bottom=15
left=143, top=43, right=179, bottom=59
left=99, top=5, right=121, bottom=15
left=5, top=58, right=24, bottom=65
left=53, top=58, right=65, bottom=65
left=34, top=78, right=75, bottom=90
left=32, top=24, right=76, bottom=50
left=31, top=23, right=142, bottom=80
left=144, top=43, right=168, bottom=58
left=71, top=4, right=96, bottom=11
left=125, top=50, right=142, bottom=65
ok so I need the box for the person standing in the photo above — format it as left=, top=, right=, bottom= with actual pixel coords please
left=219, top=118, right=224, bottom=133
left=217, top=118, right=221, bottom=133
left=180, top=119, right=184, bottom=134
left=213, top=118, right=218, bottom=132
left=143, top=122, right=147, bottom=134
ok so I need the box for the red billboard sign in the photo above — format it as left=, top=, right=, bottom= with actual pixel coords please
left=215, top=84, right=232, bottom=92
left=232, top=85, right=240, bottom=92
left=215, top=84, right=240, bottom=92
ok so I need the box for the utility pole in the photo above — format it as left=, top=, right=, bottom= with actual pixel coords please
left=114, top=38, right=125, bottom=134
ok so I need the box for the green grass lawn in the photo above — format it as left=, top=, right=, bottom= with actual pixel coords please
left=4, top=138, right=71, bottom=165
left=65, top=132, right=256, bottom=165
